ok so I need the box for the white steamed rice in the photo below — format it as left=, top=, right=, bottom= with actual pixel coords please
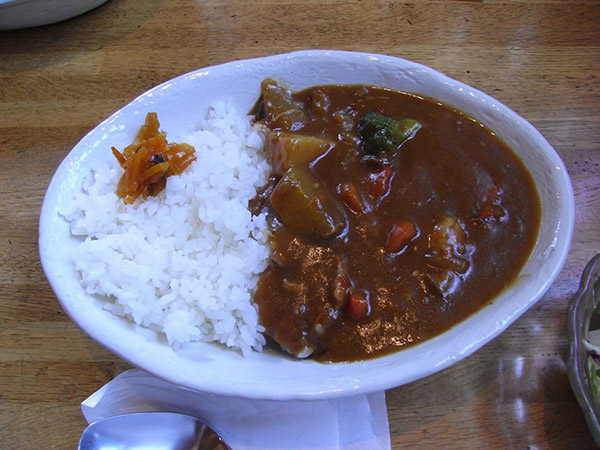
left=61, top=100, right=271, bottom=356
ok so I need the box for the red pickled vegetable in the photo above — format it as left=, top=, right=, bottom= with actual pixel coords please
left=113, top=113, right=196, bottom=204
left=111, top=147, right=126, bottom=165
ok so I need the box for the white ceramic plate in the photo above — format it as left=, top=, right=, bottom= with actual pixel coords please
left=39, top=50, right=574, bottom=400
left=0, top=0, right=109, bottom=30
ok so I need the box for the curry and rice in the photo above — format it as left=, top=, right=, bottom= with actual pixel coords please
left=63, top=80, right=541, bottom=363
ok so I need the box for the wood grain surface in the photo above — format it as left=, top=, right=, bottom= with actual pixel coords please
left=1, top=0, right=599, bottom=448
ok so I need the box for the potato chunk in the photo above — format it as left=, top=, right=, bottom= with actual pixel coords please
left=270, top=166, right=345, bottom=240
left=265, top=131, right=333, bottom=176
left=261, top=78, right=309, bottom=131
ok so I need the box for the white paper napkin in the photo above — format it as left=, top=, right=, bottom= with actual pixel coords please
left=81, top=369, right=391, bottom=450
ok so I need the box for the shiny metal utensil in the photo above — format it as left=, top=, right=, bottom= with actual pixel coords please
left=78, top=411, right=231, bottom=450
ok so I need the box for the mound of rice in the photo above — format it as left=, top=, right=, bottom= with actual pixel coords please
left=61, top=101, right=271, bottom=355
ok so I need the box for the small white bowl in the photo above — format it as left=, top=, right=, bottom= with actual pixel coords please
left=39, top=50, right=574, bottom=400
left=0, top=0, right=109, bottom=30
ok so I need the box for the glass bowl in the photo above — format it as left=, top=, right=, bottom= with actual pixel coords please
left=567, top=253, right=600, bottom=445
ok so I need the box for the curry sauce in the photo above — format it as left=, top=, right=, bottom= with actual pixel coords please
left=251, top=81, right=541, bottom=362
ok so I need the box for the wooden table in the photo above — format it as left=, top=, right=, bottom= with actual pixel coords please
left=1, top=0, right=598, bottom=448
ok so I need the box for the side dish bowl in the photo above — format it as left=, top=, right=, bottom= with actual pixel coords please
left=39, top=50, right=574, bottom=400
left=567, top=254, right=600, bottom=446
left=0, top=0, right=109, bottom=30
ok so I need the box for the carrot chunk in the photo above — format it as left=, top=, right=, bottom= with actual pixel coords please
left=476, top=184, right=507, bottom=222
left=347, top=288, right=370, bottom=320
left=368, top=165, right=394, bottom=199
left=385, top=220, right=418, bottom=253
left=338, top=182, right=367, bottom=214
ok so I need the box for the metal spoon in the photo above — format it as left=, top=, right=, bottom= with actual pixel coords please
left=78, top=411, right=232, bottom=450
